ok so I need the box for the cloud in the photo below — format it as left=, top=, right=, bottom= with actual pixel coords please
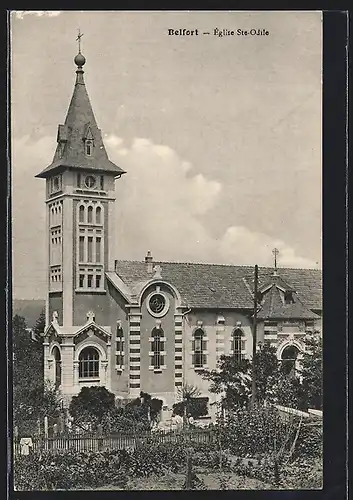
left=12, top=135, right=53, bottom=298
left=12, top=134, right=319, bottom=298
left=105, top=134, right=319, bottom=268
left=14, top=11, right=62, bottom=20
left=219, top=226, right=318, bottom=268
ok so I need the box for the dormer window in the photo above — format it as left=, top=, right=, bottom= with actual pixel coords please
left=284, top=291, right=294, bottom=304
left=85, top=140, right=93, bottom=156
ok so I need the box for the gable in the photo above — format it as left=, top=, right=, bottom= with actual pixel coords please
left=44, top=323, right=62, bottom=343
left=73, top=322, right=111, bottom=344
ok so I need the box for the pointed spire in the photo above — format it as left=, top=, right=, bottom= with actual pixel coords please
left=36, top=42, right=125, bottom=179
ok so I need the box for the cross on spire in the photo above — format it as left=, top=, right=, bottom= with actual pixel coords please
left=76, top=28, right=84, bottom=53
left=272, top=248, right=279, bottom=271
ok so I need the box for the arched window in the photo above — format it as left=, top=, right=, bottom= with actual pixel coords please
left=79, top=205, right=85, bottom=223
left=232, top=328, right=244, bottom=363
left=87, top=206, right=93, bottom=224
left=151, top=327, right=165, bottom=370
left=192, top=328, right=207, bottom=368
left=79, top=347, right=99, bottom=378
left=96, top=206, right=102, bottom=224
left=281, top=345, right=299, bottom=376
left=52, top=346, right=61, bottom=389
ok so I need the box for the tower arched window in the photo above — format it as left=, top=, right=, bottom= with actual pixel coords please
left=52, top=346, right=61, bottom=389
left=232, top=328, right=244, bottom=363
left=151, top=327, right=165, bottom=370
left=79, top=205, right=85, bottom=223
left=96, top=206, right=102, bottom=224
left=192, top=328, right=207, bottom=368
left=87, top=206, right=93, bottom=224
left=281, top=345, right=299, bottom=376
left=79, top=347, right=99, bottom=378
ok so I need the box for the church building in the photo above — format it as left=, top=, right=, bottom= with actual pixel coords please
left=36, top=49, right=322, bottom=414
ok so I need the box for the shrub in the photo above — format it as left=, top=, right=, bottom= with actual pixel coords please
left=219, top=407, right=299, bottom=458
left=291, top=421, right=322, bottom=461
left=128, top=440, right=186, bottom=477
left=14, top=442, right=190, bottom=490
left=14, top=449, right=130, bottom=490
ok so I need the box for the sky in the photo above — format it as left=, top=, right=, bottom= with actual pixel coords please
left=11, top=10, right=322, bottom=300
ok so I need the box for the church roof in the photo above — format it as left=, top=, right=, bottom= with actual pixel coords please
left=257, top=285, right=320, bottom=320
left=36, top=52, right=125, bottom=178
left=113, top=260, right=322, bottom=312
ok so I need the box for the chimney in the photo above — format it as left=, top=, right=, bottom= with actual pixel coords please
left=145, top=250, right=153, bottom=273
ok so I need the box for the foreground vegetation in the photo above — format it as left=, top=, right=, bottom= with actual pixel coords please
left=14, top=417, right=322, bottom=491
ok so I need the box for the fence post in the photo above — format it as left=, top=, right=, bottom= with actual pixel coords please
left=97, top=425, right=103, bottom=451
left=44, top=416, right=49, bottom=450
left=44, top=417, right=48, bottom=437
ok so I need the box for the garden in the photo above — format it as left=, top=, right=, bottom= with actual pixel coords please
left=13, top=405, right=322, bottom=491
left=12, top=313, right=323, bottom=490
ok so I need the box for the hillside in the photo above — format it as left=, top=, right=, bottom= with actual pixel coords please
left=12, top=299, right=45, bottom=328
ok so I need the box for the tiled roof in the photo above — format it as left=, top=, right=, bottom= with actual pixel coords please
left=114, top=260, right=322, bottom=311
left=257, top=285, right=320, bottom=320
left=36, top=63, right=125, bottom=178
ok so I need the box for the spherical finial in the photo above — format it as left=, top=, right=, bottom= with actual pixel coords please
left=74, top=52, right=86, bottom=67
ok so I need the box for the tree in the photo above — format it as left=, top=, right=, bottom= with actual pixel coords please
left=68, top=388, right=163, bottom=433
left=274, top=372, right=306, bottom=410
left=69, top=386, right=116, bottom=431
left=298, top=334, right=323, bottom=410
left=198, top=344, right=298, bottom=410
left=33, top=309, right=46, bottom=339
left=13, top=314, right=43, bottom=386
left=252, top=343, right=281, bottom=405
left=139, top=391, right=163, bottom=424
left=172, top=384, right=208, bottom=421
left=12, top=314, right=61, bottom=432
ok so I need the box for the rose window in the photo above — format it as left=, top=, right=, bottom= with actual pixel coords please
left=149, top=294, right=165, bottom=314
left=147, top=292, right=169, bottom=317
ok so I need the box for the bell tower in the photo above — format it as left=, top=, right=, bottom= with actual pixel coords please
left=36, top=48, right=125, bottom=329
